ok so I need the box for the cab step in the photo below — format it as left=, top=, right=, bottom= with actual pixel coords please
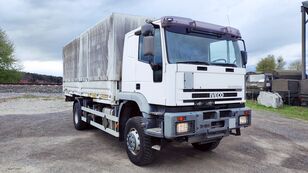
left=145, top=128, right=163, bottom=138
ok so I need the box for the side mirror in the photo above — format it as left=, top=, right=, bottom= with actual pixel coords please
left=143, top=36, right=154, bottom=57
left=241, top=51, right=247, bottom=66
left=141, top=24, right=154, bottom=36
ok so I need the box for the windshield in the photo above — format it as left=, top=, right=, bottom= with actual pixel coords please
left=248, top=74, right=265, bottom=82
left=165, top=31, right=242, bottom=67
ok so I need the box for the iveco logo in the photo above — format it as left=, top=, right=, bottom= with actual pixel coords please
left=209, top=92, right=224, bottom=98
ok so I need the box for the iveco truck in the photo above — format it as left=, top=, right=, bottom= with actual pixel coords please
left=63, top=13, right=252, bottom=166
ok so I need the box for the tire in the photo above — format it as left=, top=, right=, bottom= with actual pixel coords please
left=125, top=116, right=155, bottom=166
left=192, top=140, right=221, bottom=152
left=73, top=101, right=88, bottom=130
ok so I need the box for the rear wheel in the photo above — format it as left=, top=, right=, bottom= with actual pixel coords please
left=192, top=139, right=221, bottom=151
left=125, top=116, right=155, bottom=166
left=73, top=101, right=88, bottom=130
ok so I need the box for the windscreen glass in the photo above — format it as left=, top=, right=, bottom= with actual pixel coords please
left=165, top=30, right=242, bottom=67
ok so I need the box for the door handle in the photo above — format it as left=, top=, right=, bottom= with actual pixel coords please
left=136, top=83, right=140, bottom=90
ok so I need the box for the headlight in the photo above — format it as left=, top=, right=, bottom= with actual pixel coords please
left=176, top=122, right=189, bottom=133
left=239, top=116, right=248, bottom=125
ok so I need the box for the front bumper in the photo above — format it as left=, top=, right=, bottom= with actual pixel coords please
left=163, top=107, right=251, bottom=141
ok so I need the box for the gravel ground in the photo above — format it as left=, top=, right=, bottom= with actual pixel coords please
left=0, top=94, right=71, bottom=115
left=0, top=92, right=63, bottom=99
left=0, top=95, right=307, bottom=173
left=0, top=85, right=62, bottom=93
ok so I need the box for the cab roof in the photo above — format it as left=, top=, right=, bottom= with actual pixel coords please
left=159, top=16, right=242, bottom=39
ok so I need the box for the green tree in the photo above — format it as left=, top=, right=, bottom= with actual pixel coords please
left=288, top=59, right=302, bottom=71
left=0, top=28, right=22, bottom=83
left=256, top=55, right=276, bottom=73
left=276, top=56, right=286, bottom=70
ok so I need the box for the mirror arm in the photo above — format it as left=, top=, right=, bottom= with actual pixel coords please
left=148, top=57, right=162, bottom=71
left=141, top=24, right=155, bottom=36
left=149, top=57, right=155, bottom=70
left=150, top=64, right=162, bottom=71
left=134, top=30, right=141, bottom=35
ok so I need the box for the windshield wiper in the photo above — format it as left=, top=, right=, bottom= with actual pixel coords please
left=176, top=61, right=210, bottom=65
left=211, top=63, right=237, bottom=67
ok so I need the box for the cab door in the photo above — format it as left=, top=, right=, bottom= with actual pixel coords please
left=134, top=28, right=165, bottom=105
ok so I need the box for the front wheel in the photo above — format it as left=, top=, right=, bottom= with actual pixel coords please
left=192, top=140, right=221, bottom=151
left=125, top=116, right=155, bottom=166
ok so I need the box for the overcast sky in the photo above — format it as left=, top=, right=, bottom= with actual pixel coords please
left=0, top=0, right=306, bottom=76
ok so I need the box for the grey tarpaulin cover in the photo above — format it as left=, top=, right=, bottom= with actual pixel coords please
left=63, top=13, right=148, bottom=82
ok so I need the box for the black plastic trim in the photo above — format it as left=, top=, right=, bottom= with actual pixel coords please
left=183, top=98, right=242, bottom=103
left=197, top=66, right=207, bottom=71
left=226, top=68, right=234, bottom=72
left=184, top=89, right=242, bottom=92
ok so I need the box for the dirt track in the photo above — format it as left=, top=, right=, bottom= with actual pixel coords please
left=0, top=96, right=307, bottom=173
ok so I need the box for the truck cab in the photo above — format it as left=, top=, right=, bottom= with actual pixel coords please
left=121, top=16, right=251, bottom=140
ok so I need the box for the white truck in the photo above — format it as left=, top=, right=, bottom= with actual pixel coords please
left=63, top=13, right=252, bottom=166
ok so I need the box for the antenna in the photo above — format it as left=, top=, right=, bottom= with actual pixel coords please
left=227, top=14, right=231, bottom=26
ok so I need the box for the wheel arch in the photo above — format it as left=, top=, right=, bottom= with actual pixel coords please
left=117, top=92, right=150, bottom=141
left=73, top=97, right=83, bottom=110
left=118, top=92, right=150, bottom=114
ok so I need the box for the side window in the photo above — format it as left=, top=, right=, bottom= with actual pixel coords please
left=139, top=29, right=162, bottom=64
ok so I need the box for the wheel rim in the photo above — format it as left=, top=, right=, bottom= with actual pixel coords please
left=126, top=128, right=141, bottom=155
left=74, top=111, right=79, bottom=124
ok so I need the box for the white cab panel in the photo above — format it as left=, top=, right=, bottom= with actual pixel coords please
left=122, top=33, right=139, bottom=92
left=122, top=29, right=166, bottom=105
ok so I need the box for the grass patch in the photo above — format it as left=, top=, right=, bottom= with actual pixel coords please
left=246, top=100, right=308, bottom=121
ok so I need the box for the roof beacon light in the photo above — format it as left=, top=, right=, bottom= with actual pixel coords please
left=166, top=17, right=173, bottom=22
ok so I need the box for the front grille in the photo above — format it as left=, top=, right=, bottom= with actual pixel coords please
left=192, top=93, right=237, bottom=98
left=183, top=88, right=243, bottom=105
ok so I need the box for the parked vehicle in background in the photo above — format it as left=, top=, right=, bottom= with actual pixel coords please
left=272, top=70, right=302, bottom=80
left=271, top=71, right=301, bottom=105
left=272, top=79, right=301, bottom=105
left=246, top=70, right=303, bottom=105
left=63, top=13, right=252, bottom=166
left=246, top=72, right=273, bottom=99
